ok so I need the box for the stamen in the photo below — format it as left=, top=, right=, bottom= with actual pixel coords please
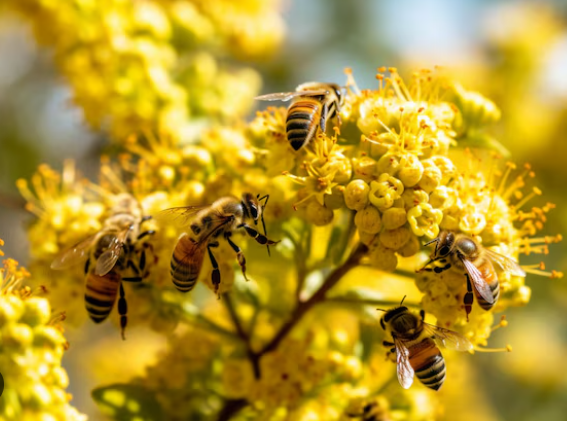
left=473, top=344, right=512, bottom=353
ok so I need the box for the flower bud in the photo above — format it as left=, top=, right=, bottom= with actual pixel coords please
left=459, top=210, right=487, bottom=235
left=352, top=157, right=376, bottom=183
left=401, top=188, right=429, bottom=210
left=28, top=384, right=52, bottom=409
left=398, top=234, right=421, bottom=257
left=0, top=295, right=25, bottom=325
left=354, top=206, right=382, bottom=234
left=418, top=160, right=442, bottom=193
left=368, top=243, right=398, bottom=272
left=305, top=201, right=334, bottom=226
left=369, top=174, right=404, bottom=210
left=20, top=297, right=51, bottom=327
left=376, top=153, right=401, bottom=175
left=431, top=156, right=456, bottom=184
left=33, top=326, right=66, bottom=350
left=407, top=203, right=443, bottom=238
left=379, top=227, right=411, bottom=250
left=398, top=154, right=424, bottom=187
left=382, top=207, right=407, bottom=230
left=2, top=323, right=34, bottom=349
left=429, top=185, right=456, bottom=209
left=344, top=180, right=370, bottom=211
left=324, top=186, right=346, bottom=210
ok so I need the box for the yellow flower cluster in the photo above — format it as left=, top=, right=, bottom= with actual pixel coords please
left=0, top=240, right=86, bottom=421
left=16, top=66, right=562, bottom=420
left=6, top=0, right=285, bottom=142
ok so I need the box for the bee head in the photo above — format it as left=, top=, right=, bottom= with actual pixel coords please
left=242, top=193, right=271, bottom=256
left=329, top=83, right=344, bottom=105
left=241, top=193, right=260, bottom=223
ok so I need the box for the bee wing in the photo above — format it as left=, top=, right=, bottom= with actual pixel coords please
left=94, top=226, right=132, bottom=276
left=484, top=249, right=526, bottom=277
left=460, top=256, right=495, bottom=304
left=154, top=206, right=211, bottom=227
left=422, top=322, right=473, bottom=352
left=394, top=338, right=414, bottom=389
left=255, top=90, right=329, bottom=102
left=51, top=234, right=99, bottom=270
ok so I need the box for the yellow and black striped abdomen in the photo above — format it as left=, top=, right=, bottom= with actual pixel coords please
left=409, top=338, right=446, bottom=391
left=170, top=234, right=205, bottom=293
left=475, top=259, right=500, bottom=311
left=85, top=270, right=121, bottom=323
left=286, top=99, right=321, bottom=151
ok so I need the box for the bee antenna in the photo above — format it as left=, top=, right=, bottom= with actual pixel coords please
left=424, top=237, right=439, bottom=247
left=399, top=295, right=407, bottom=306
left=376, top=308, right=386, bottom=313
left=259, top=194, right=271, bottom=257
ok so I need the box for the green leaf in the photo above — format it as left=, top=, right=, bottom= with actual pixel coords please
left=458, top=132, right=511, bottom=158
left=92, top=384, right=164, bottom=421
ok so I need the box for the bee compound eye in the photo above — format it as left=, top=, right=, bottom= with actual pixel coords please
left=250, top=205, right=258, bottom=219
left=439, top=245, right=451, bottom=256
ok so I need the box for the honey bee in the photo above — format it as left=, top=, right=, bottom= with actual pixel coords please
left=345, top=397, right=391, bottom=421
left=420, top=231, right=526, bottom=319
left=51, top=194, right=155, bottom=339
left=158, top=193, right=278, bottom=295
left=255, top=82, right=343, bottom=151
left=380, top=301, right=472, bottom=391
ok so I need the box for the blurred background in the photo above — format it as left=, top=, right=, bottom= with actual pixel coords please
left=1, top=0, right=567, bottom=419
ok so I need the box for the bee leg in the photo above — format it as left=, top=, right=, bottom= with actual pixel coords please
left=84, top=258, right=91, bottom=275
left=207, top=242, right=221, bottom=297
left=420, top=309, right=426, bottom=321
left=383, top=340, right=394, bottom=347
left=139, top=249, right=147, bottom=272
left=320, top=101, right=329, bottom=132
left=141, top=215, right=152, bottom=222
left=464, top=274, right=474, bottom=322
left=118, top=282, right=127, bottom=340
left=126, top=259, right=141, bottom=276
left=238, top=223, right=279, bottom=246
left=224, top=233, right=248, bottom=282
left=137, top=230, right=155, bottom=241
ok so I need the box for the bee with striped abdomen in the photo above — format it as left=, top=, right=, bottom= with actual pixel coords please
left=380, top=302, right=472, bottom=391
left=51, top=193, right=155, bottom=339
left=158, top=193, right=278, bottom=295
left=255, top=82, right=343, bottom=151
left=420, top=231, right=526, bottom=320
left=345, top=397, right=391, bottom=421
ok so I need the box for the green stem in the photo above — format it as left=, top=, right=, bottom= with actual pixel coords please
left=217, top=398, right=248, bottom=421
left=325, top=296, right=420, bottom=308
left=259, top=242, right=368, bottom=355
left=222, top=294, right=261, bottom=378
left=186, top=313, right=237, bottom=339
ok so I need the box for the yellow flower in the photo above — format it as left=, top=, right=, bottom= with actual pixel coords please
left=6, top=0, right=285, bottom=142
left=0, top=241, right=85, bottom=421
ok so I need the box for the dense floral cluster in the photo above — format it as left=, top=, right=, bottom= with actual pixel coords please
left=6, top=0, right=285, bottom=142
left=0, top=240, right=85, bottom=421
left=15, top=65, right=562, bottom=420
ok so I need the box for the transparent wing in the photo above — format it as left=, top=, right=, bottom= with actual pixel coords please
left=484, top=249, right=526, bottom=277
left=460, top=256, right=494, bottom=304
left=94, top=227, right=132, bottom=276
left=423, top=323, right=473, bottom=352
left=394, top=338, right=414, bottom=389
left=51, top=234, right=99, bottom=270
left=255, top=89, right=329, bottom=102
left=154, top=206, right=210, bottom=227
